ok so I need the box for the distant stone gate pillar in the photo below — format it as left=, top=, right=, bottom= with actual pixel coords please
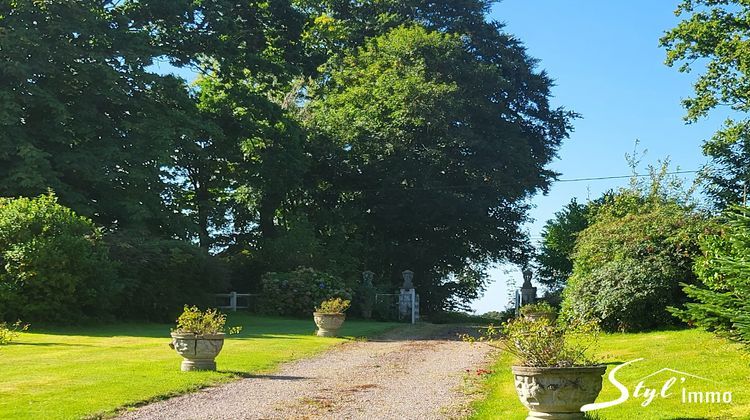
left=399, top=270, right=418, bottom=323
left=519, top=268, right=537, bottom=306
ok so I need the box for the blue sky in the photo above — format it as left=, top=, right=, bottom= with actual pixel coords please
left=471, top=0, right=729, bottom=313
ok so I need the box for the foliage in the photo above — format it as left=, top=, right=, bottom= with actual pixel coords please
left=183, top=74, right=308, bottom=247
left=315, top=298, right=351, bottom=314
left=0, top=321, right=29, bottom=345
left=661, top=1, right=750, bottom=209
left=0, top=1, right=193, bottom=234
left=0, top=0, right=574, bottom=315
left=257, top=214, right=360, bottom=279
left=259, top=268, right=352, bottom=317
left=173, top=306, right=241, bottom=335
left=673, top=206, right=750, bottom=345
left=356, top=275, right=377, bottom=319
left=535, top=199, right=592, bottom=291
left=223, top=250, right=264, bottom=294
left=498, top=317, right=600, bottom=367
left=519, top=301, right=556, bottom=317
left=0, top=194, right=118, bottom=322
left=304, top=23, right=575, bottom=312
left=106, top=232, right=229, bottom=322
left=561, top=169, right=709, bottom=332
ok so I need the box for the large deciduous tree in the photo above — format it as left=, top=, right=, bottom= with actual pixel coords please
left=0, top=1, right=188, bottom=234
left=304, top=24, right=576, bottom=312
left=662, top=1, right=750, bottom=208
left=535, top=199, right=592, bottom=292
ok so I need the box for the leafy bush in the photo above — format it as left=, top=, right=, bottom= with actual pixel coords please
left=259, top=268, right=352, bottom=317
left=561, top=189, right=707, bottom=332
left=172, top=306, right=240, bottom=335
left=107, top=233, right=229, bottom=322
left=0, top=320, right=29, bottom=345
left=315, top=298, right=351, bottom=314
left=0, top=194, right=118, bottom=322
left=672, top=207, right=750, bottom=345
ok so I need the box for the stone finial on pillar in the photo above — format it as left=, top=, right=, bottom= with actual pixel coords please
left=520, top=268, right=537, bottom=306
left=401, top=270, right=414, bottom=290
left=362, top=270, right=374, bottom=287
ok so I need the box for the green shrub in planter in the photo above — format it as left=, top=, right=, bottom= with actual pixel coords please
left=501, top=317, right=600, bottom=367
left=169, top=306, right=241, bottom=371
left=313, top=298, right=350, bottom=337
left=469, top=317, right=605, bottom=420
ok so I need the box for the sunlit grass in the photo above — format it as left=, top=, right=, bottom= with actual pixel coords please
left=0, top=314, right=398, bottom=419
left=471, top=329, right=750, bottom=419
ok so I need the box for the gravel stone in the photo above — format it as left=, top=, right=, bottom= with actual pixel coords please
left=119, top=324, right=493, bottom=420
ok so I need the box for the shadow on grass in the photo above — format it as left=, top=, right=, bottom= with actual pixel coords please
left=22, top=316, right=398, bottom=341
left=221, top=371, right=309, bottom=380
left=669, top=418, right=708, bottom=420
left=366, top=323, right=474, bottom=342
left=8, top=341, right=96, bottom=347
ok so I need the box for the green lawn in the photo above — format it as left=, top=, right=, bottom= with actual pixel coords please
left=0, top=314, right=398, bottom=419
left=471, top=329, right=750, bottom=419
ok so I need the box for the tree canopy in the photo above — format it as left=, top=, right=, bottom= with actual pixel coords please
left=303, top=24, right=575, bottom=311
left=662, top=0, right=750, bottom=208
left=0, top=0, right=574, bottom=314
left=535, top=199, right=592, bottom=292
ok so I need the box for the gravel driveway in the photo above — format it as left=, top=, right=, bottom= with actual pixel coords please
left=119, top=324, right=493, bottom=420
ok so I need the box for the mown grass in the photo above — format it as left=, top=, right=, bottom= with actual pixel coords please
left=471, top=329, right=750, bottom=419
left=0, top=314, right=398, bottom=419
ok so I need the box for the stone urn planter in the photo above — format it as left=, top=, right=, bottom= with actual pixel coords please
left=520, top=302, right=557, bottom=323
left=522, top=311, right=556, bottom=323
left=511, top=365, right=607, bottom=420
left=313, top=313, right=345, bottom=337
left=169, top=332, right=225, bottom=371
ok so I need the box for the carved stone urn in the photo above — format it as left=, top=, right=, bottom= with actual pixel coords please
left=522, top=312, right=556, bottom=323
left=313, top=313, right=345, bottom=337
left=169, top=332, right=225, bottom=371
left=511, top=365, right=607, bottom=420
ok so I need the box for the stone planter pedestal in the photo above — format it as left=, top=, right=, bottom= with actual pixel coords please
left=522, top=312, right=556, bottom=323
left=170, top=332, right=225, bottom=371
left=313, top=313, right=345, bottom=337
left=512, top=365, right=606, bottom=420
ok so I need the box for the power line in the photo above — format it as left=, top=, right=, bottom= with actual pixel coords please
left=556, top=170, right=699, bottom=183
left=351, top=169, right=701, bottom=192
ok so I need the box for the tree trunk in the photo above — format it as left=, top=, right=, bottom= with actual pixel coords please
left=259, top=194, right=280, bottom=239
left=196, top=183, right=211, bottom=250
